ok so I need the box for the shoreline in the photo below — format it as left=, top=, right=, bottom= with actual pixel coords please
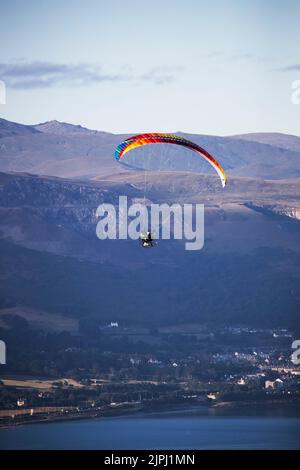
left=1, top=400, right=300, bottom=429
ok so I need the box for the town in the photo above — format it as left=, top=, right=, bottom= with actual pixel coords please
left=1, top=319, right=299, bottom=427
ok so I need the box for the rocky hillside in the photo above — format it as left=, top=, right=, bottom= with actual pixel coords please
left=0, top=170, right=300, bottom=329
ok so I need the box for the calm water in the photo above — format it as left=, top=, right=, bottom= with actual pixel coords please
left=1, top=407, right=300, bottom=450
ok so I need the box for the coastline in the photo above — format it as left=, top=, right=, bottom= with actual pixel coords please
left=1, top=399, right=300, bottom=429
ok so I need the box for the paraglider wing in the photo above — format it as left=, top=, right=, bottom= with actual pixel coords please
left=114, top=133, right=227, bottom=187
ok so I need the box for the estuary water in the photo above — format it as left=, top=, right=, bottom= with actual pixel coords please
left=1, top=406, right=300, bottom=450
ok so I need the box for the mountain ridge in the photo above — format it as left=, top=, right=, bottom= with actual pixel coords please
left=1, top=118, right=300, bottom=180
left=34, top=120, right=111, bottom=136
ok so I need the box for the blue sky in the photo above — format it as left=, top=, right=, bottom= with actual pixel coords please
left=0, top=0, right=299, bottom=135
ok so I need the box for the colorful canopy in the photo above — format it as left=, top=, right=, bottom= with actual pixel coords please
left=115, top=133, right=227, bottom=187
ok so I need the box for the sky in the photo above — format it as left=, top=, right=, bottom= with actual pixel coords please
left=0, top=0, right=300, bottom=136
